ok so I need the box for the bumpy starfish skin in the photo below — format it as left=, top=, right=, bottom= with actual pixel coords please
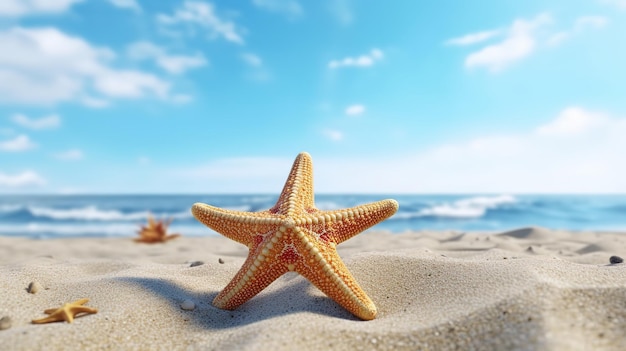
left=32, top=298, right=98, bottom=324
left=192, top=152, right=398, bottom=320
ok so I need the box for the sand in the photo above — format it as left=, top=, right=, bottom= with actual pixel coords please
left=1, top=227, right=625, bottom=350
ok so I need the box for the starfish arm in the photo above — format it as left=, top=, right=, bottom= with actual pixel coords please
left=299, top=250, right=377, bottom=320
left=72, top=306, right=98, bottom=315
left=269, top=152, right=315, bottom=216
left=213, top=255, right=287, bottom=310
left=32, top=315, right=62, bottom=324
left=192, top=203, right=279, bottom=246
left=323, top=199, right=399, bottom=244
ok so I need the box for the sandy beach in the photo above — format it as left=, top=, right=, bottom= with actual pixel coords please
left=1, top=227, right=625, bottom=350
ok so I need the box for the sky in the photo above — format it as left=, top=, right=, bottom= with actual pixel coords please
left=0, top=0, right=625, bottom=194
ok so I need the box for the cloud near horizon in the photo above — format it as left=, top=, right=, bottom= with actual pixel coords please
left=0, top=170, right=46, bottom=187
left=175, top=107, right=626, bottom=193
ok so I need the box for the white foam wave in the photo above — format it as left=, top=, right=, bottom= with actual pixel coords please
left=396, top=195, right=518, bottom=219
left=0, top=223, right=214, bottom=238
left=28, top=205, right=192, bottom=221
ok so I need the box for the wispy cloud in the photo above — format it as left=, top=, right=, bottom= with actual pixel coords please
left=0, top=134, right=37, bottom=152
left=445, top=29, right=501, bottom=46
left=0, top=27, right=172, bottom=105
left=327, top=0, right=353, bottom=25
left=345, top=104, right=365, bottom=116
left=328, top=48, right=383, bottom=69
left=108, top=0, right=141, bottom=12
left=0, top=170, right=46, bottom=187
left=252, top=0, right=302, bottom=19
left=157, top=1, right=244, bottom=44
left=323, top=129, right=343, bottom=141
left=241, top=53, right=263, bottom=67
left=462, top=13, right=552, bottom=72
left=449, top=13, right=608, bottom=72
left=548, top=15, right=608, bottom=46
left=127, top=41, right=208, bottom=74
left=599, top=0, right=626, bottom=9
left=54, top=149, right=84, bottom=161
left=11, top=113, right=60, bottom=129
left=0, top=0, right=83, bottom=17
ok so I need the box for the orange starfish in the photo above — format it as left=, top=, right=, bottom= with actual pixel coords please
left=32, top=298, right=98, bottom=324
left=192, top=152, right=398, bottom=320
left=134, top=214, right=181, bottom=243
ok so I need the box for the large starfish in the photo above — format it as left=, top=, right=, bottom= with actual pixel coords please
left=32, top=298, right=98, bottom=324
left=192, top=152, right=398, bottom=320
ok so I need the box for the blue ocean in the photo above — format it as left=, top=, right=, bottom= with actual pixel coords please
left=0, top=194, right=625, bottom=238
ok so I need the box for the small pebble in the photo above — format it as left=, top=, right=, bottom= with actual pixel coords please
left=27, top=281, right=42, bottom=294
left=218, top=258, right=224, bottom=264
left=181, top=300, right=196, bottom=311
left=609, top=256, right=623, bottom=264
left=189, top=261, right=204, bottom=267
left=0, top=316, right=12, bottom=330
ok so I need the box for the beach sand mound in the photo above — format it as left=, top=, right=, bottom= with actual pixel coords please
left=1, top=229, right=625, bottom=350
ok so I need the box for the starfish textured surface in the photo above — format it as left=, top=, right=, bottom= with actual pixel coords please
left=32, top=298, right=98, bottom=324
left=192, top=152, right=398, bottom=320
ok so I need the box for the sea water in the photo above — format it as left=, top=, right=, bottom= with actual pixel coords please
left=0, top=194, right=625, bottom=238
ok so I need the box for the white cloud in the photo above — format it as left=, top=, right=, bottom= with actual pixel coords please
left=0, top=134, right=37, bottom=152
left=548, top=15, right=608, bottom=47
left=0, top=170, right=46, bottom=187
left=599, top=0, right=626, bottom=9
left=173, top=107, right=626, bottom=193
left=345, top=104, right=365, bottom=116
left=315, top=106, right=626, bottom=193
left=127, top=41, right=208, bottom=74
left=81, top=96, right=110, bottom=108
left=0, top=0, right=82, bottom=16
left=575, top=16, right=608, bottom=30
left=445, top=29, right=501, bottom=46
left=328, top=0, right=353, bottom=25
left=0, top=26, right=173, bottom=105
left=241, top=53, right=263, bottom=67
left=171, top=94, right=193, bottom=104
left=108, top=0, right=141, bottom=12
left=252, top=0, right=302, bottom=18
left=536, top=107, right=610, bottom=136
left=11, top=113, right=60, bottom=129
left=157, top=1, right=244, bottom=44
left=323, top=129, right=343, bottom=141
left=328, top=48, right=383, bottom=69
left=451, top=13, right=609, bottom=71
left=462, top=13, right=552, bottom=72
left=54, top=149, right=83, bottom=161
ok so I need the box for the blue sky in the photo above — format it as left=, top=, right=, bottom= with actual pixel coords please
left=0, top=0, right=625, bottom=194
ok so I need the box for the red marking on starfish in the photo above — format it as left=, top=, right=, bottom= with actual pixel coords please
left=278, top=245, right=300, bottom=264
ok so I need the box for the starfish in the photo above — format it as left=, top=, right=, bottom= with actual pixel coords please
left=134, top=214, right=181, bottom=243
left=192, top=152, right=398, bottom=320
left=32, top=298, right=98, bottom=324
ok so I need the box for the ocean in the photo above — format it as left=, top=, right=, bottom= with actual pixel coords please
left=0, top=194, right=625, bottom=238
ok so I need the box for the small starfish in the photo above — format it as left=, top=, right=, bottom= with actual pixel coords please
left=134, top=214, right=181, bottom=243
left=32, top=298, right=98, bottom=324
left=192, top=152, right=398, bottom=320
